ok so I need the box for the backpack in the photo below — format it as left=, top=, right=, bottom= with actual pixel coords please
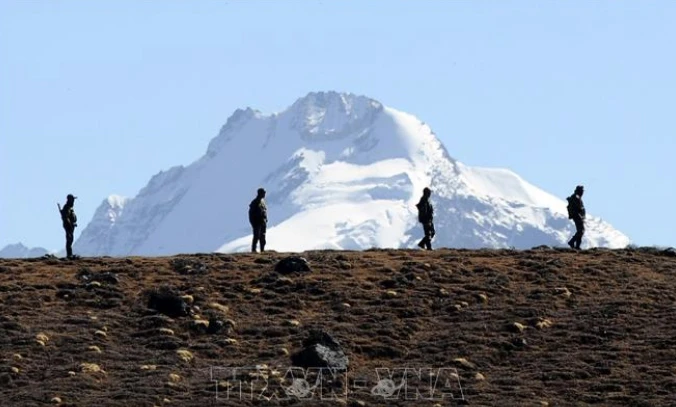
left=566, top=196, right=574, bottom=219
left=416, top=201, right=428, bottom=223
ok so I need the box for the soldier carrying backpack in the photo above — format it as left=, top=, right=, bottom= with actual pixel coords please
left=57, top=194, right=78, bottom=259
left=416, top=187, right=435, bottom=250
left=566, top=185, right=586, bottom=250
left=249, top=188, right=268, bottom=253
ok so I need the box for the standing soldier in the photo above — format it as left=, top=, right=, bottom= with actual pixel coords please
left=58, top=194, right=78, bottom=259
left=416, top=187, right=435, bottom=250
left=566, top=185, right=586, bottom=250
left=249, top=188, right=268, bottom=253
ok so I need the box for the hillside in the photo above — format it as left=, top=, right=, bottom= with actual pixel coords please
left=1, top=247, right=675, bottom=406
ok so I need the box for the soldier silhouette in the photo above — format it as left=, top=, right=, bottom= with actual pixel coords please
left=249, top=188, right=268, bottom=252
left=566, top=185, right=586, bottom=250
left=416, top=187, right=435, bottom=250
left=57, top=194, right=78, bottom=259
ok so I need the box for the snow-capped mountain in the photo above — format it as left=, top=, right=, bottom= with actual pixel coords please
left=74, top=92, right=630, bottom=256
left=0, top=243, right=49, bottom=258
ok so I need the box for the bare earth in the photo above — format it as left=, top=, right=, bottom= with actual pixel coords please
left=1, top=247, right=676, bottom=407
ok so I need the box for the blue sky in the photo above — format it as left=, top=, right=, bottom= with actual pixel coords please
left=1, top=0, right=674, bottom=251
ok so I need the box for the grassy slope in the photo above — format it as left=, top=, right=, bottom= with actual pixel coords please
left=1, top=248, right=675, bottom=406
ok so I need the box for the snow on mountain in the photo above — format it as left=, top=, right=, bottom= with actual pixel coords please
left=72, top=195, right=129, bottom=255
left=74, top=91, right=630, bottom=256
left=0, top=243, right=49, bottom=258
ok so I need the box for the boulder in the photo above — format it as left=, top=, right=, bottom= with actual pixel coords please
left=147, top=288, right=190, bottom=318
left=274, top=256, right=311, bottom=274
left=291, top=330, right=348, bottom=371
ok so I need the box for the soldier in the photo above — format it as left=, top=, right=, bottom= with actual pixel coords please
left=249, top=188, right=268, bottom=253
left=416, top=187, right=435, bottom=250
left=58, top=194, right=78, bottom=259
left=566, top=185, right=586, bottom=250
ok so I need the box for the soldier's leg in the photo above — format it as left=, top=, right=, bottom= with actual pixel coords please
left=574, top=219, right=585, bottom=249
left=260, top=223, right=267, bottom=252
left=65, top=229, right=74, bottom=258
left=418, top=223, right=427, bottom=248
left=568, top=220, right=578, bottom=249
left=424, top=223, right=433, bottom=250
left=251, top=225, right=259, bottom=252
left=427, top=223, right=435, bottom=250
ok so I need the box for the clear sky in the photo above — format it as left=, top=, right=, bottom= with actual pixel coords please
left=1, top=1, right=674, bottom=251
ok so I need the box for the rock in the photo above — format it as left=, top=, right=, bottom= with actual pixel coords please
left=290, top=330, right=349, bottom=371
left=77, top=269, right=119, bottom=285
left=80, top=363, right=104, bottom=374
left=170, top=258, right=208, bottom=275
left=207, top=318, right=226, bottom=334
left=209, top=302, right=229, bottom=314
left=508, top=322, right=527, bottom=333
left=189, top=319, right=210, bottom=333
left=536, top=318, right=553, bottom=329
left=176, top=349, right=194, bottom=362
left=453, top=358, right=476, bottom=369
left=158, top=328, right=175, bottom=336
left=511, top=338, right=528, bottom=348
left=274, top=256, right=311, bottom=274
left=475, top=372, right=486, bottom=381
left=554, top=287, right=572, bottom=298
left=147, top=287, right=190, bottom=318
left=168, top=373, right=181, bottom=383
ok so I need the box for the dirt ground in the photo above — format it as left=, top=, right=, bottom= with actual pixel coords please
left=1, top=247, right=676, bottom=406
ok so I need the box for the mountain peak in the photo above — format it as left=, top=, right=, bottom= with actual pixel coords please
left=74, top=91, right=630, bottom=256
left=291, top=91, right=379, bottom=109
left=287, top=91, right=383, bottom=140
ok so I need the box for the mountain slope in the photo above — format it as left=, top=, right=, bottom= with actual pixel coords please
left=75, top=92, right=629, bottom=256
left=0, top=243, right=49, bottom=259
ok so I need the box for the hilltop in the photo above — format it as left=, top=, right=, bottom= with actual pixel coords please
left=1, top=247, right=675, bottom=406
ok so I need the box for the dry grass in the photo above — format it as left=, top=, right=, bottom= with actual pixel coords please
left=1, top=248, right=676, bottom=406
